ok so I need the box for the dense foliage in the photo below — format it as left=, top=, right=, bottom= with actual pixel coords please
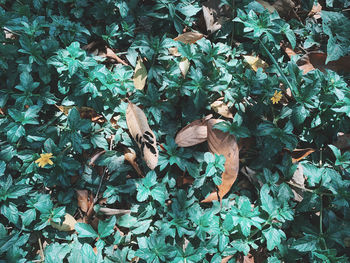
left=0, top=0, right=350, bottom=262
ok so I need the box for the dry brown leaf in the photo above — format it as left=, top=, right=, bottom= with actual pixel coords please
left=289, top=163, right=304, bottom=202
left=179, top=57, right=190, bottom=78
left=124, top=147, right=143, bottom=177
left=256, top=0, right=276, bottom=13
left=126, top=102, right=158, bottom=169
left=243, top=55, right=268, bottom=72
left=211, top=100, right=233, bottom=119
left=308, top=3, right=322, bottom=19
left=76, top=190, right=90, bottom=213
left=133, top=57, right=147, bottom=90
left=174, top=32, right=204, bottom=44
left=295, top=52, right=350, bottom=74
left=175, top=115, right=212, bottom=147
left=83, top=41, right=128, bottom=65
left=273, top=0, right=295, bottom=18
left=56, top=105, right=105, bottom=123
left=169, top=47, right=181, bottom=57
left=50, top=213, right=77, bottom=232
left=221, top=255, right=234, bottom=263
left=202, top=0, right=231, bottom=33
left=202, top=119, right=239, bottom=202
left=291, top=148, right=315, bottom=163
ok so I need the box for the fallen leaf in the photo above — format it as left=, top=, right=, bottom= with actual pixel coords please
left=243, top=55, right=268, bottom=72
left=0, top=108, right=4, bottom=115
left=289, top=163, right=304, bottom=202
left=211, top=100, right=233, bottom=119
left=294, top=52, right=350, bottom=74
left=291, top=148, right=315, bottom=163
left=133, top=57, right=147, bottom=90
left=179, top=57, right=190, bottom=78
left=256, top=0, right=276, bottom=13
left=308, top=3, right=322, bottom=19
left=76, top=190, right=90, bottom=213
left=124, top=147, right=143, bottom=177
left=50, top=213, right=77, bottom=231
left=56, top=105, right=105, bottom=123
left=175, top=115, right=212, bottom=147
left=273, top=0, right=295, bottom=18
left=83, top=41, right=128, bottom=65
left=221, top=255, right=234, bottom=263
left=202, top=0, right=230, bottom=33
left=202, top=119, right=239, bottom=202
left=174, top=32, right=204, bottom=44
left=169, top=47, right=181, bottom=57
left=126, top=102, right=158, bottom=170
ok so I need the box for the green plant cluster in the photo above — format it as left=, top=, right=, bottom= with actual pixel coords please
left=0, top=0, right=350, bottom=262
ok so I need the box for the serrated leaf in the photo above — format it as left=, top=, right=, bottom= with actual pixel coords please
left=126, top=102, right=158, bottom=169
left=75, top=223, right=98, bottom=238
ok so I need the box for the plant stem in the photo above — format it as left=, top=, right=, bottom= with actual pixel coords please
left=258, top=39, right=298, bottom=97
left=319, top=194, right=328, bottom=250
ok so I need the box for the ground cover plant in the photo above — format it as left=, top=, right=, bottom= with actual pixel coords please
left=0, top=0, right=350, bottom=262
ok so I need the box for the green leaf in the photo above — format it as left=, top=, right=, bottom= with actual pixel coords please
left=263, top=227, right=286, bottom=251
left=291, top=234, right=319, bottom=252
left=98, top=216, right=116, bottom=238
left=75, top=223, right=98, bottom=238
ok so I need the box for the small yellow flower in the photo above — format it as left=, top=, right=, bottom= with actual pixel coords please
left=35, top=153, right=54, bottom=168
left=271, top=90, right=282, bottom=104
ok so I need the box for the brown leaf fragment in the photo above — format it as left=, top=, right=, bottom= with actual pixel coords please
left=291, top=148, right=315, bottom=163
left=202, top=0, right=231, bottom=33
left=124, top=147, right=143, bottom=177
left=256, top=0, right=276, bottom=13
left=211, top=100, right=233, bottom=119
left=273, top=0, right=295, bottom=18
left=296, top=52, right=350, bottom=74
left=56, top=105, right=105, bottom=123
left=179, top=57, right=190, bottom=78
left=126, top=102, right=158, bottom=169
left=174, top=32, right=204, bottom=44
left=243, top=55, right=268, bottom=72
left=308, top=3, right=322, bottom=19
left=76, top=190, right=90, bottom=213
left=133, top=57, right=147, bottom=90
left=221, top=255, right=234, bottom=263
left=50, top=213, right=77, bottom=232
left=202, top=119, right=239, bottom=202
left=82, top=41, right=128, bottom=65
left=175, top=114, right=212, bottom=147
left=289, top=164, right=305, bottom=202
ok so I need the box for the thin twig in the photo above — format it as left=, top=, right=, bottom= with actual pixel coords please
left=38, top=237, right=45, bottom=262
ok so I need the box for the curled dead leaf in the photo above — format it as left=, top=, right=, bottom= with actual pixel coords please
left=50, top=213, right=77, bottom=232
left=133, top=57, right=147, bottom=90
left=56, top=105, right=105, bottom=123
left=210, top=100, right=233, bottom=119
left=124, top=147, right=143, bottom=177
left=175, top=115, right=212, bottom=147
left=243, top=55, right=268, bottom=72
left=202, top=119, right=239, bottom=202
left=76, top=190, right=90, bottom=213
left=179, top=57, right=190, bottom=78
left=126, top=102, right=158, bottom=169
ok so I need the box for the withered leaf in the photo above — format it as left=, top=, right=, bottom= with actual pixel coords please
left=243, top=55, right=268, bottom=72
left=210, top=100, right=233, bottom=119
left=50, top=213, right=77, bottom=232
left=202, top=119, right=239, bottom=202
left=174, top=32, right=204, bottom=44
left=179, top=57, right=190, bottom=78
left=133, top=57, right=147, bottom=90
left=76, top=190, right=90, bottom=213
left=126, top=102, right=158, bottom=169
left=175, top=115, right=212, bottom=147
